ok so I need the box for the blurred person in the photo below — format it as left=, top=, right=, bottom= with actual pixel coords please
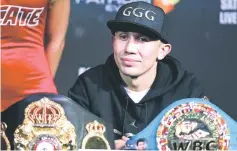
left=136, top=138, right=147, bottom=150
left=1, top=0, right=70, bottom=112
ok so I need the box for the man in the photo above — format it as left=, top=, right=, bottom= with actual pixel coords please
left=136, top=138, right=147, bottom=150
left=68, top=1, right=204, bottom=149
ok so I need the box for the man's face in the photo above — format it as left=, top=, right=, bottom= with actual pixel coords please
left=113, top=31, right=169, bottom=77
left=137, top=141, right=146, bottom=150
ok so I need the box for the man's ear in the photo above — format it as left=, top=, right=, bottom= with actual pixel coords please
left=157, top=43, right=172, bottom=60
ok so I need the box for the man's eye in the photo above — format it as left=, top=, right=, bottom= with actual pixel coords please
left=119, top=34, right=128, bottom=40
left=138, top=36, right=150, bottom=42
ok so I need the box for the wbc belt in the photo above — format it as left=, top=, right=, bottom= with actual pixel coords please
left=1, top=94, right=114, bottom=150
left=125, top=98, right=237, bottom=150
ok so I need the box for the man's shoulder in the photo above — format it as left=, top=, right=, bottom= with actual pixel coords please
left=77, top=64, right=111, bottom=86
left=182, top=69, right=196, bottom=78
left=83, top=64, right=105, bottom=74
left=181, top=70, right=204, bottom=97
left=182, top=70, right=200, bottom=83
left=79, top=64, right=106, bottom=79
left=163, top=55, right=200, bottom=84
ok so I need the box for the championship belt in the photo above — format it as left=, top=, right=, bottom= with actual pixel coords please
left=1, top=94, right=114, bottom=150
left=13, top=97, right=77, bottom=150
left=125, top=98, right=237, bottom=150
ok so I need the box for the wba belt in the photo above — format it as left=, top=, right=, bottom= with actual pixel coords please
left=125, top=98, right=237, bottom=150
left=1, top=93, right=114, bottom=150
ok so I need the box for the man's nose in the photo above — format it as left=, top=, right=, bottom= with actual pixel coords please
left=125, top=38, right=139, bottom=54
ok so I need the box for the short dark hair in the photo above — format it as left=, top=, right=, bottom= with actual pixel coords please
left=136, top=138, right=146, bottom=145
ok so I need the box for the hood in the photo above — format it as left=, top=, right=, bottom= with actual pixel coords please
left=105, top=54, right=185, bottom=103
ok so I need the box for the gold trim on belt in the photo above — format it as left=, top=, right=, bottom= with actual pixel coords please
left=1, top=122, right=11, bottom=151
left=13, top=97, right=77, bottom=150
left=82, top=120, right=111, bottom=150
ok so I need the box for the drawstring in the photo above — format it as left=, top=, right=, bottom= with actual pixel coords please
left=145, top=102, right=148, bottom=126
left=122, top=97, right=129, bottom=136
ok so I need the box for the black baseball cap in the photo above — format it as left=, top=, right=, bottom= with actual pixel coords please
left=107, top=1, right=168, bottom=43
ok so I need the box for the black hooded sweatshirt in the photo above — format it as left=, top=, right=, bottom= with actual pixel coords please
left=68, top=54, right=204, bottom=140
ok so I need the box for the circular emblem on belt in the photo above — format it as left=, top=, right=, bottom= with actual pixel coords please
left=156, top=102, right=230, bottom=150
left=30, top=134, right=60, bottom=151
